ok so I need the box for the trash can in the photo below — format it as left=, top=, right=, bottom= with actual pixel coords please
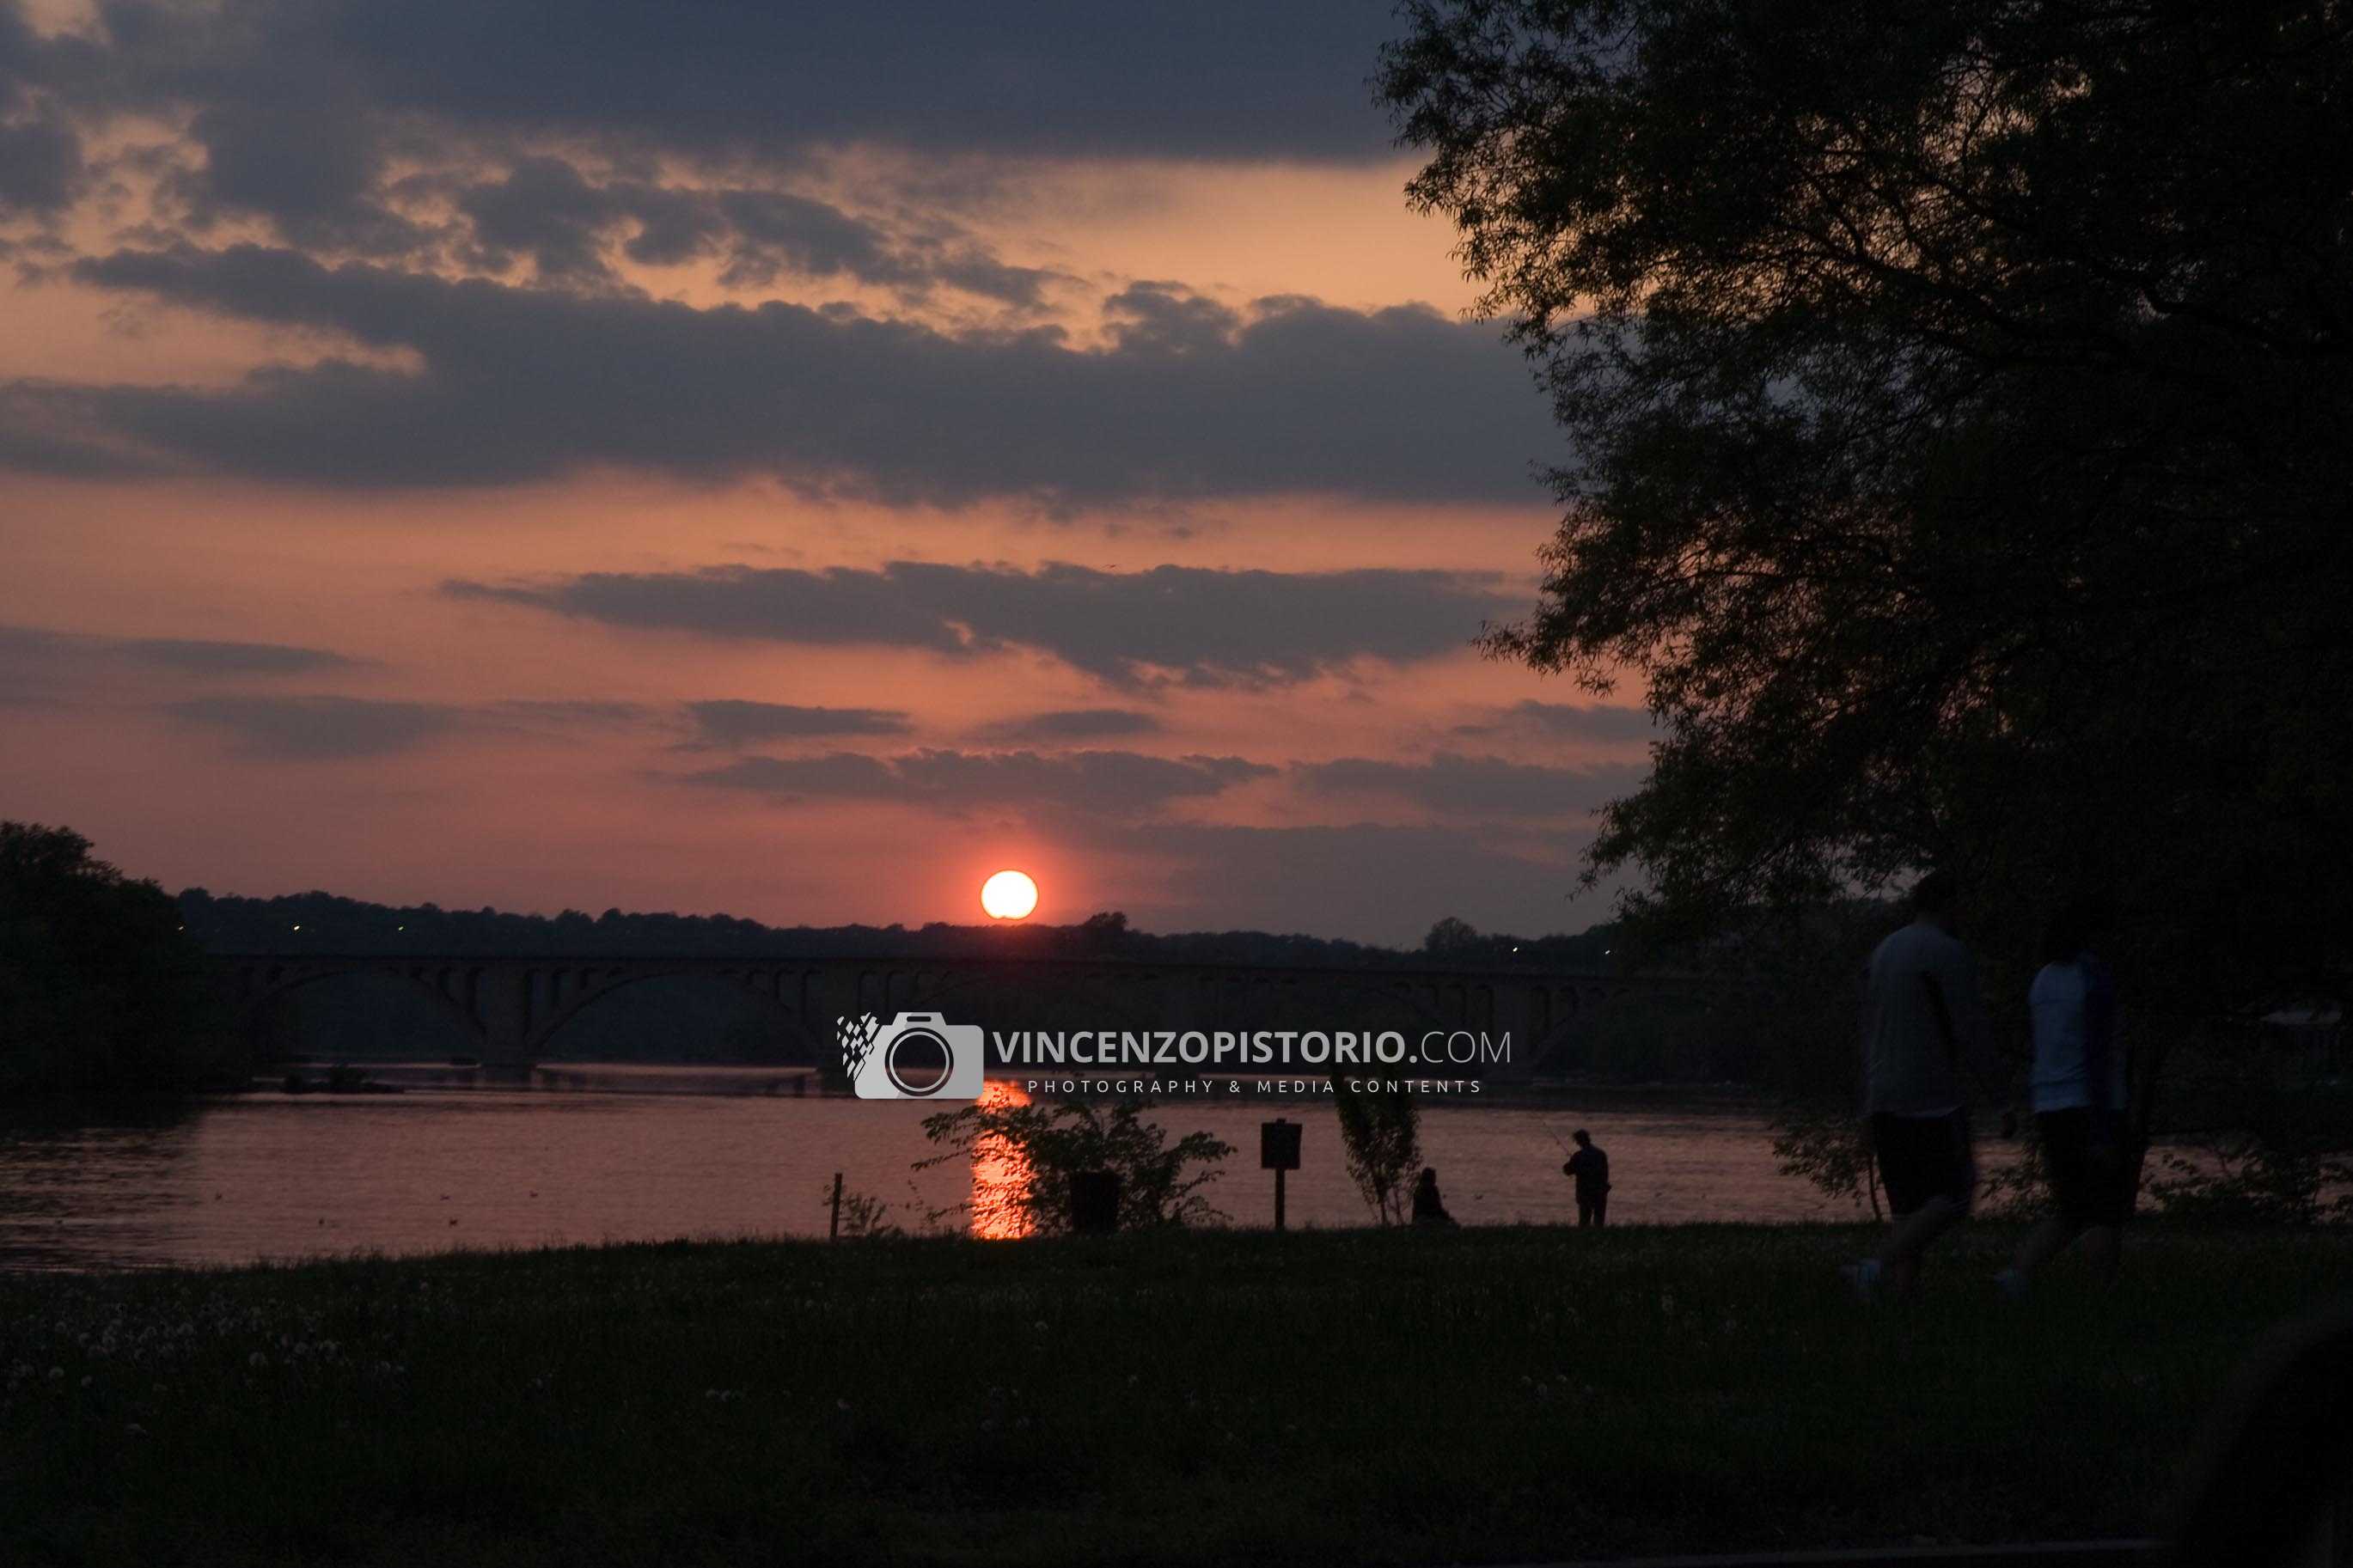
left=1069, top=1169, right=1121, bottom=1234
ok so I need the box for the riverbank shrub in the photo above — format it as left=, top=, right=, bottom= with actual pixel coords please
left=1330, top=1073, right=1421, bottom=1223
left=916, top=1096, right=1233, bottom=1233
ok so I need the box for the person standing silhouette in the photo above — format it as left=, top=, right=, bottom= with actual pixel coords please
left=1563, top=1128, right=1610, bottom=1226
left=1844, top=870, right=2002, bottom=1301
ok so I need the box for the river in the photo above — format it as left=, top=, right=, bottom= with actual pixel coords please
left=0, top=1070, right=1873, bottom=1270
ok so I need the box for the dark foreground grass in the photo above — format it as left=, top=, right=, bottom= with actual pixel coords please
left=5, top=1224, right=2350, bottom=1566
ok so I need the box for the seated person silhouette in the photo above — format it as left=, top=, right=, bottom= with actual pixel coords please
left=1411, top=1166, right=1458, bottom=1228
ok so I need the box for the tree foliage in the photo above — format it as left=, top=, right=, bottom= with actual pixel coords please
left=1769, top=1107, right=1882, bottom=1220
left=1381, top=1, right=2353, bottom=1016
left=2137, top=1031, right=2353, bottom=1224
left=1422, top=915, right=1482, bottom=955
left=1331, top=1075, right=1423, bottom=1223
left=0, top=823, right=238, bottom=1097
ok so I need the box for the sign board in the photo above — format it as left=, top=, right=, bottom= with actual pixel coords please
left=1260, top=1118, right=1302, bottom=1171
left=1069, top=1168, right=1121, bottom=1234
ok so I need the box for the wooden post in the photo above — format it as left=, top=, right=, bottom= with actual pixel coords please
left=828, top=1171, right=843, bottom=1242
left=1274, top=1166, right=1287, bottom=1231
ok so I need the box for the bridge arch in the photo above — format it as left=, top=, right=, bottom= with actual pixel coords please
left=520, top=965, right=829, bottom=1063
left=226, top=960, right=492, bottom=1059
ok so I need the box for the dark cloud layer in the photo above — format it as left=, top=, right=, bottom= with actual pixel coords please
left=0, top=99, right=79, bottom=216
left=8, top=3, right=1397, bottom=308
left=1294, top=753, right=1642, bottom=817
left=982, top=707, right=1163, bottom=742
left=448, top=157, right=1058, bottom=302
left=159, top=692, right=665, bottom=756
left=1452, top=699, right=1659, bottom=744
left=125, top=638, right=350, bottom=674
left=449, top=560, right=1518, bottom=686
left=0, top=8, right=85, bottom=217
left=687, top=699, right=913, bottom=747
left=0, top=623, right=356, bottom=703
left=681, top=747, right=1272, bottom=815
left=0, top=623, right=352, bottom=674
left=25, top=246, right=1553, bottom=506
left=166, top=694, right=458, bottom=758
left=40, top=1, right=1396, bottom=174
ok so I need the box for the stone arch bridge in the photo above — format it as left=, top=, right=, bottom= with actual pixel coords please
left=217, top=952, right=1711, bottom=1081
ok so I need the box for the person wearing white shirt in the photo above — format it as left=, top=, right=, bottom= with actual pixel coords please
left=1843, top=870, right=2007, bottom=1302
left=1997, top=896, right=2127, bottom=1296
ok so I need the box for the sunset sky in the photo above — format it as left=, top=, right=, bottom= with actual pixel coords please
left=0, top=0, right=1653, bottom=943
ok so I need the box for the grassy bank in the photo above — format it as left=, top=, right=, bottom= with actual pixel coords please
left=6, top=1224, right=2350, bottom=1566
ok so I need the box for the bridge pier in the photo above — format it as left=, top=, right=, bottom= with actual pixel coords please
left=476, top=967, right=536, bottom=1071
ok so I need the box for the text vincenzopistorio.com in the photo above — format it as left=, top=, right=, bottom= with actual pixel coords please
left=988, top=1029, right=1509, bottom=1070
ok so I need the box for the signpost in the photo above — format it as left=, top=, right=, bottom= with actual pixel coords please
left=1260, top=1117, right=1302, bottom=1231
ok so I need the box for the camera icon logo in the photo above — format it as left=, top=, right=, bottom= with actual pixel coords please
left=836, top=1011, right=986, bottom=1100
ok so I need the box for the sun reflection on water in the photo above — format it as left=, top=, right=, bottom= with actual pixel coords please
left=969, top=1080, right=1035, bottom=1240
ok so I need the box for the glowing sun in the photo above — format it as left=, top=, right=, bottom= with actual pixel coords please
left=981, top=869, right=1039, bottom=920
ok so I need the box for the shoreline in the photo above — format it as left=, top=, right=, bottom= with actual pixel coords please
left=226, top=1063, right=1775, bottom=1109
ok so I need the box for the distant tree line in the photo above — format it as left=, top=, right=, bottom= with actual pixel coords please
left=2, top=823, right=243, bottom=1099
left=1421, top=914, right=1617, bottom=970
left=179, top=888, right=1623, bottom=972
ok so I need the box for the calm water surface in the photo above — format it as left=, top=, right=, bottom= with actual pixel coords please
left=0, top=1071, right=1869, bottom=1270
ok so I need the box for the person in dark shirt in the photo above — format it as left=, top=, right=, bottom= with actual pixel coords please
left=1563, top=1128, right=1610, bottom=1226
left=1411, top=1166, right=1458, bottom=1228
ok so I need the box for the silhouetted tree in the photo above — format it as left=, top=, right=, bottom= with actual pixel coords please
left=1079, top=910, right=1131, bottom=954
left=1332, top=1076, right=1422, bottom=1224
left=1382, top=2, right=2353, bottom=1022
left=1, top=824, right=237, bottom=1097
left=1422, top=916, right=1482, bottom=955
